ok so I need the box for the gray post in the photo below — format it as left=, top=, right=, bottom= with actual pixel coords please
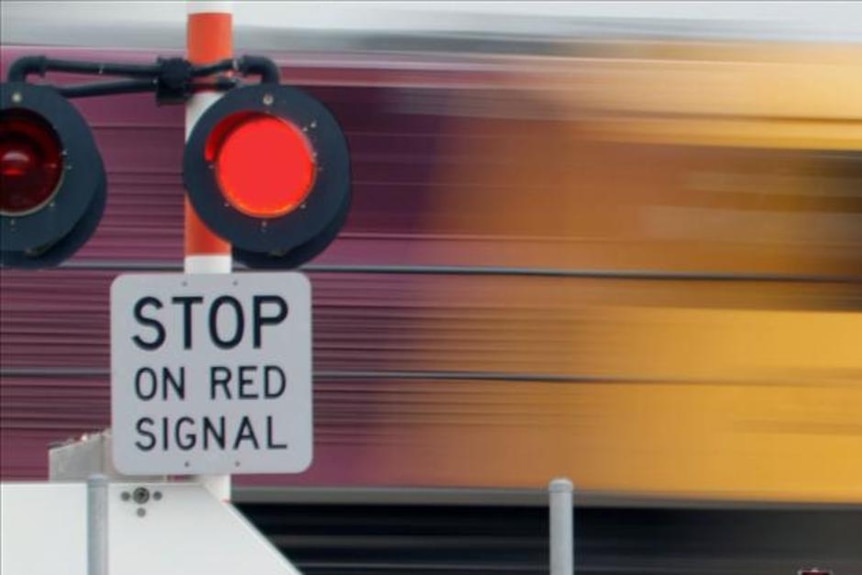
left=549, top=478, right=574, bottom=575
left=87, top=474, right=109, bottom=575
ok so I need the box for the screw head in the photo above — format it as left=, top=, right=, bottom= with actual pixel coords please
left=132, top=487, right=150, bottom=505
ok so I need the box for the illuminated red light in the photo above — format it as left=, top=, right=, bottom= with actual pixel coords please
left=0, top=110, right=64, bottom=215
left=206, top=113, right=316, bottom=218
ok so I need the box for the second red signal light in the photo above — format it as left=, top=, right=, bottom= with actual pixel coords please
left=208, top=112, right=317, bottom=218
left=184, top=84, right=351, bottom=269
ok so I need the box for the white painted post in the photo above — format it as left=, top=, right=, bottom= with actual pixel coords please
left=549, top=477, right=574, bottom=575
left=87, top=474, right=109, bottom=575
left=185, top=0, right=234, bottom=502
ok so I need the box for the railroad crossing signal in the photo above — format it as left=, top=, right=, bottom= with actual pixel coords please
left=0, top=58, right=351, bottom=269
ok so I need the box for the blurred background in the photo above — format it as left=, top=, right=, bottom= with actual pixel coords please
left=2, top=2, right=862, bottom=573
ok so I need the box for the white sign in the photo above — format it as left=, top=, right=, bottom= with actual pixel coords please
left=110, top=272, right=312, bottom=475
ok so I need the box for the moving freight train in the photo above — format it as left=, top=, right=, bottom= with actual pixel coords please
left=2, top=9, right=861, bottom=505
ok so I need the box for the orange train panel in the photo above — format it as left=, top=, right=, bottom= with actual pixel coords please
left=383, top=309, right=862, bottom=503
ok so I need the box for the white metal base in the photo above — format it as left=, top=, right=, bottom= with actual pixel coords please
left=1, top=481, right=301, bottom=575
left=49, top=430, right=165, bottom=483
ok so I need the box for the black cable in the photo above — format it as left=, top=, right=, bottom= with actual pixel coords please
left=56, top=79, right=157, bottom=99
left=8, top=56, right=161, bottom=82
left=190, top=77, right=241, bottom=92
left=47, top=59, right=162, bottom=78
left=189, top=56, right=280, bottom=83
left=237, top=55, right=281, bottom=84
left=41, top=77, right=236, bottom=100
left=7, top=56, right=48, bottom=82
left=190, top=58, right=237, bottom=78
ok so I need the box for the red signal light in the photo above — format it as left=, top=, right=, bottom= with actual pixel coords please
left=183, top=84, right=351, bottom=269
left=205, top=112, right=316, bottom=218
left=2, top=82, right=106, bottom=269
left=0, top=109, right=64, bottom=215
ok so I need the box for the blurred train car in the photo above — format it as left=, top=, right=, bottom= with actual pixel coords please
left=397, top=40, right=862, bottom=503
left=2, top=24, right=862, bottom=507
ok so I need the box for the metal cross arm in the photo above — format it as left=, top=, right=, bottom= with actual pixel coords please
left=4, top=54, right=281, bottom=104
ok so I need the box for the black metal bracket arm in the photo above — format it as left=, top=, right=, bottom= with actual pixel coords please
left=6, top=55, right=282, bottom=104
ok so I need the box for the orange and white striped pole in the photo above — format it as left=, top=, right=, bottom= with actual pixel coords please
left=185, top=1, right=232, bottom=275
left=185, top=0, right=233, bottom=500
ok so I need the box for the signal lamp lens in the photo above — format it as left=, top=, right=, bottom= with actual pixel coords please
left=206, top=113, right=316, bottom=218
left=0, top=109, right=64, bottom=215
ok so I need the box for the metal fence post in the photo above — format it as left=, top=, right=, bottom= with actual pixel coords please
left=549, top=477, right=574, bottom=575
left=87, top=474, right=109, bottom=575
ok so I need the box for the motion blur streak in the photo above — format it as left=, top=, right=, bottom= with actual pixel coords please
left=2, top=32, right=862, bottom=509
left=401, top=40, right=862, bottom=503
